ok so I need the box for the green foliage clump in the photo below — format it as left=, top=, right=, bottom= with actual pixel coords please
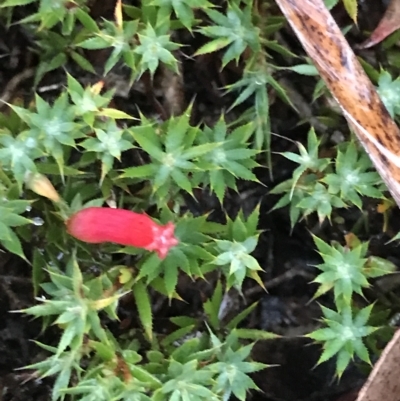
left=307, top=304, right=376, bottom=377
left=0, top=0, right=398, bottom=397
left=22, top=260, right=268, bottom=401
left=271, top=128, right=385, bottom=226
left=376, top=71, right=400, bottom=118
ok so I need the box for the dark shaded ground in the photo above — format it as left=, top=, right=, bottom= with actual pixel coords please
left=1, top=1, right=400, bottom=400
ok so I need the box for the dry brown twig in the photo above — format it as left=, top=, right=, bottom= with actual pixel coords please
left=0, top=68, right=35, bottom=110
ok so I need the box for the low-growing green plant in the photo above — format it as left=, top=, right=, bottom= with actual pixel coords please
left=0, top=186, right=32, bottom=260
left=0, top=0, right=398, bottom=398
left=269, top=126, right=397, bottom=374
left=120, top=111, right=260, bottom=207
left=271, top=128, right=385, bottom=226
left=311, top=234, right=396, bottom=305
left=376, top=70, right=400, bottom=118
left=21, top=256, right=270, bottom=401
left=210, top=207, right=263, bottom=291
left=1, top=0, right=89, bottom=31
left=307, top=304, right=377, bottom=377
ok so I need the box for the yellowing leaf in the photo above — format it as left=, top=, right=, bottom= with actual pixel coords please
left=91, top=294, right=122, bottom=310
left=100, top=108, right=135, bottom=119
left=119, top=267, right=133, bottom=284
left=91, top=80, right=105, bottom=95
left=114, top=0, right=123, bottom=29
left=248, top=270, right=266, bottom=292
left=342, top=0, right=358, bottom=25
left=25, top=172, right=61, bottom=202
left=344, top=232, right=361, bottom=249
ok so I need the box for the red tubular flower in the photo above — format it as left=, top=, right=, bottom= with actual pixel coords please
left=66, top=207, right=178, bottom=259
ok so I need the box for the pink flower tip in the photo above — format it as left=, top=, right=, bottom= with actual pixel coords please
left=146, top=221, right=179, bottom=259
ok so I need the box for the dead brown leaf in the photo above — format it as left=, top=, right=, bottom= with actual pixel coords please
left=358, top=0, right=400, bottom=49
left=356, top=329, right=400, bottom=401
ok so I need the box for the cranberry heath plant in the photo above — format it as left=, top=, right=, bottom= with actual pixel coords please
left=0, top=0, right=399, bottom=398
